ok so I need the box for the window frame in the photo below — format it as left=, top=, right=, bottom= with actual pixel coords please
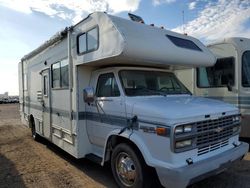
left=43, top=75, right=48, bottom=97
left=77, top=26, right=99, bottom=55
left=242, top=50, right=250, bottom=88
left=51, top=58, right=69, bottom=90
left=96, top=73, right=121, bottom=98
left=196, top=56, right=235, bottom=88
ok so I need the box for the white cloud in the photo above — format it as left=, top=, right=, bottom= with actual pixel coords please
left=0, top=0, right=141, bottom=24
left=153, top=0, right=176, bottom=6
left=189, top=1, right=196, bottom=10
left=173, top=0, right=250, bottom=42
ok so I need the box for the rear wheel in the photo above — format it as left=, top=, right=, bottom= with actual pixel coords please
left=30, top=118, right=38, bottom=141
left=111, top=143, right=151, bottom=188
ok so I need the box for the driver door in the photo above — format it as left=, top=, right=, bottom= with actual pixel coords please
left=86, top=72, right=126, bottom=147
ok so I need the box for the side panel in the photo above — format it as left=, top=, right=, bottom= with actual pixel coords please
left=18, top=62, right=25, bottom=124
left=22, top=38, right=78, bottom=157
left=75, top=65, right=94, bottom=158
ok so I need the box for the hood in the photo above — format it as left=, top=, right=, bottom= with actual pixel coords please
left=126, top=96, right=238, bottom=123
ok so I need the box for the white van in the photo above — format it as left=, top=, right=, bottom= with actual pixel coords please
left=19, top=13, right=248, bottom=188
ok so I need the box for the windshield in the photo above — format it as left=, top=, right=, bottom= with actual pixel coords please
left=242, top=51, right=250, bottom=87
left=119, top=70, right=191, bottom=96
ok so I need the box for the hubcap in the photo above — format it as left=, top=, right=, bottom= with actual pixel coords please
left=116, top=152, right=136, bottom=186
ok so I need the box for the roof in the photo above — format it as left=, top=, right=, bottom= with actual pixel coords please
left=21, top=12, right=216, bottom=68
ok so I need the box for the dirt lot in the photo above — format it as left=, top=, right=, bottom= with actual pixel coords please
left=0, top=104, right=250, bottom=188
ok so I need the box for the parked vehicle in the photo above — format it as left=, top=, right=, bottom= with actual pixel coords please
left=0, top=97, right=19, bottom=104
left=176, top=37, right=250, bottom=138
left=19, top=13, right=248, bottom=188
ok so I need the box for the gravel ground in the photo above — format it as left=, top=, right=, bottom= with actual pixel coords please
left=0, top=104, right=249, bottom=188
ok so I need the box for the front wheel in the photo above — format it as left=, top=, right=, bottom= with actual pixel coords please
left=111, top=143, right=151, bottom=188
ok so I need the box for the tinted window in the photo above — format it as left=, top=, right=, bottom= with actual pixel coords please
left=96, top=73, right=120, bottom=97
left=197, top=57, right=235, bottom=87
left=242, top=51, right=250, bottom=87
left=52, top=62, right=60, bottom=88
left=167, top=35, right=202, bottom=51
left=52, top=59, right=69, bottom=89
left=43, top=75, right=48, bottom=96
left=87, top=28, right=98, bottom=51
left=78, top=34, right=87, bottom=54
left=77, top=27, right=98, bottom=54
left=61, top=59, right=69, bottom=87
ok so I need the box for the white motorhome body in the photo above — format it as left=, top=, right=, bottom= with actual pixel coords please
left=19, top=13, right=248, bottom=188
left=177, top=37, right=250, bottom=138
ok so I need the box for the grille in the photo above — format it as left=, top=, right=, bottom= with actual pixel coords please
left=196, top=116, right=235, bottom=155
left=196, top=115, right=234, bottom=132
left=198, top=140, right=229, bottom=156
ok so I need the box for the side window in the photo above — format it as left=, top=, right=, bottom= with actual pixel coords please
left=77, top=27, right=98, bottom=54
left=197, top=57, right=235, bottom=87
left=61, top=60, right=69, bottom=87
left=52, top=62, right=60, bottom=88
left=78, top=34, right=87, bottom=53
left=52, top=59, right=69, bottom=89
left=96, top=73, right=120, bottom=97
left=166, top=35, right=202, bottom=51
left=43, top=75, right=48, bottom=96
left=242, top=51, right=250, bottom=87
left=87, top=28, right=98, bottom=51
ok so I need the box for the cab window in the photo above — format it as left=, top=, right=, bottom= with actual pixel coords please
left=96, top=73, right=120, bottom=97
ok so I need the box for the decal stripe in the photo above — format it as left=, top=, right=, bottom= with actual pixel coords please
left=23, top=103, right=171, bottom=132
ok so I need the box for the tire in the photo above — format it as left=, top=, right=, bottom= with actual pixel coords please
left=30, top=119, right=39, bottom=141
left=111, top=143, right=152, bottom=188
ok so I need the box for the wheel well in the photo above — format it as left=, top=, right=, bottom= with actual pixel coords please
left=104, top=135, right=145, bottom=164
left=105, top=135, right=160, bottom=185
left=29, top=114, right=35, bottom=128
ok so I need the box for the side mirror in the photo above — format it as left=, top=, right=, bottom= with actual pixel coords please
left=83, top=87, right=95, bottom=103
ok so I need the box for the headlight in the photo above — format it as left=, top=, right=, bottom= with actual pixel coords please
left=184, top=125, right=192, bottom=132
left=175, top=139, right=192, bottom=149
left=175, top=126, right=184, bottom=134
left=232, top=115, right=241, bottom=122
left=175, top=125, right=192, bottom=134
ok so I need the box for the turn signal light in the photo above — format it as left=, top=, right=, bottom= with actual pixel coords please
left=156, top=127, right=167, bottom=136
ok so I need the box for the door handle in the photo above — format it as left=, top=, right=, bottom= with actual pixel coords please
left=96, top=99, right=113, bottom=102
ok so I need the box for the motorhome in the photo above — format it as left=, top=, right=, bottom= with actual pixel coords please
left=176, top=37, right=250, bottom=138
left=19, top=13, right=248, bottom=188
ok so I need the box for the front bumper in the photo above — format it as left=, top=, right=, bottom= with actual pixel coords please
left=155, top=142, right=249, bottom=188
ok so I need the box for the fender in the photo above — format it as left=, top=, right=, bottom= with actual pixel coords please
left=101, top=129, right=155, bottom=167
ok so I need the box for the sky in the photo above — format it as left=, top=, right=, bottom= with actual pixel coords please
left=0, top=0, right=249, bottom=95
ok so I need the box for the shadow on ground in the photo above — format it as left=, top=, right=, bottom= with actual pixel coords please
left=0, top=154, right=26, bottom=188
left=37, top=136, right=250, bottom=188
left=37, top=136, right=117, bottom=187
left=37, top=136, right=163, bottom=188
